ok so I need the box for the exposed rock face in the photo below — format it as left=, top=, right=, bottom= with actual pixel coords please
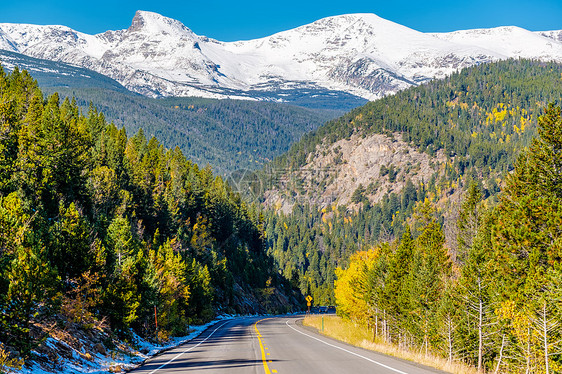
left=264, top=133, right=446, bottom=213
left=0, top=11, right=561, bottom=101
left=128, top=11, right=146, bottom=32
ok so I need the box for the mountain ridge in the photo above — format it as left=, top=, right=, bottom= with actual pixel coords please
left=1, top=10, right=561, bottom=101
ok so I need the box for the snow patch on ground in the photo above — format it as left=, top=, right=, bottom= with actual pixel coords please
left=13, top=315, right=236, bottom=374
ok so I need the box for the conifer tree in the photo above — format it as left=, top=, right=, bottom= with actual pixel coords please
left=4, top=244, right=60, bottom=356
left=492, top=104, right=562, bottom=373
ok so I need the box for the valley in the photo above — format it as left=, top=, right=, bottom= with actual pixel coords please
left=0, top=8, right=562, bottom=374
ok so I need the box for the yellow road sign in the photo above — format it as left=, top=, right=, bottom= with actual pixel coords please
left=307, top=301, right=311, bottom=306
left=305, top=295, right=313, bottom=303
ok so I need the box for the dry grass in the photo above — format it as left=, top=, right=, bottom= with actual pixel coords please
left=303, top=315, right=479, bottom=374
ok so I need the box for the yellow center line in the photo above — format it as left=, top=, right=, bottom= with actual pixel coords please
left=254, top=318, right=273, bottom=374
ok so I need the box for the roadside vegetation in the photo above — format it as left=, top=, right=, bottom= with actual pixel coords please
left=304, top=314, right=478, bottom=374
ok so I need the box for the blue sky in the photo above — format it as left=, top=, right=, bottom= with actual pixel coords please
left=1, top=0, right=561, bottom=41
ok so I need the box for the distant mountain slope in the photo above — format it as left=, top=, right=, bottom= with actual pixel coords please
left=53, top=87, right=339, bottom=174
left=0, top=48, right=129, bottom=92
left=1, top=11, right=561, bottom=101
left=0, top=50, right=342, bottom=174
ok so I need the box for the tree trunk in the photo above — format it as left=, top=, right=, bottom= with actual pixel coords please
left=494, top=333, right=505, bottom=374
left=478, top=277, right=483, bottom=373
left=375, top=309, right=378, bottom=341
left=383, top=310, right=387, bottom=343
left=542, top=301, right=550, bottom=374
left=447, top=314, right=453, bottom=363
left=526, top=327, right=531, bottom=374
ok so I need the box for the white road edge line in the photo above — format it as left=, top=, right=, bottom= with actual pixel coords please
left=147, top=320, right=230, bottom=374
left=285, top=319, right=410, bottom=374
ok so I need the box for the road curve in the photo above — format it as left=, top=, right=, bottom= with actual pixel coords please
left=131, top=316, right=447, bottom=374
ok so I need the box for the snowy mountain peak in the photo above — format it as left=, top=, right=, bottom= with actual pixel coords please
left=128, top=10, right=195, bottom=37
left=310, top=13, right=409, bottom=31
left=1, top=11, right=561, bottom=101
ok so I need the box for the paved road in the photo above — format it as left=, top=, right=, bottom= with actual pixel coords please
left=131, top=316, right=446, bottom=374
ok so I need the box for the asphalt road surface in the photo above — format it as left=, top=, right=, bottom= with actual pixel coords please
left=131, top=316, right=447, bottom=374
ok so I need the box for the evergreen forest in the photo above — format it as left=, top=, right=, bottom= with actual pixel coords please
left=0, top=66, right=298, bottom=363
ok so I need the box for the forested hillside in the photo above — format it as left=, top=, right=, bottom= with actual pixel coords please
left=271, top=59, right=562, bottom=175
left=0, top=66, right=298, bottom=367
left=51, top=87, right=340, bottom=174
left=336, top=104, right=562, bottom=373
left=263, top=59, right=562, bottom=306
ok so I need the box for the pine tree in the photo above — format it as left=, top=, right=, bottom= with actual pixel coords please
left=3, top=244, right=60, bottom=356
left=457, top=212, right=497, bottom=372
left=494, top=104, right=562, bottom=297
left=457, top=182, right=483, bottom=264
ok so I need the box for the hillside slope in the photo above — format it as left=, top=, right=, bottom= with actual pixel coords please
left=262, top=59, right=562, bottom=304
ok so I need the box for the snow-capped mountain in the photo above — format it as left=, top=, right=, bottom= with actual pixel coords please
left=1, top=10, right=561, bottom=101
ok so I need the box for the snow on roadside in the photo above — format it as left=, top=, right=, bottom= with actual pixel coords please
left=13, top=315, right=236, bottom=374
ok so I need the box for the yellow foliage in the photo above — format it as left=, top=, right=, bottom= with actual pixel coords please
left=334, top=249, right=379, bottom=322
left=497, top=301, right=547, bottom=373
left=497, top=301, right=531, bottom=349
left=0, top=343, right=23, bottom=370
